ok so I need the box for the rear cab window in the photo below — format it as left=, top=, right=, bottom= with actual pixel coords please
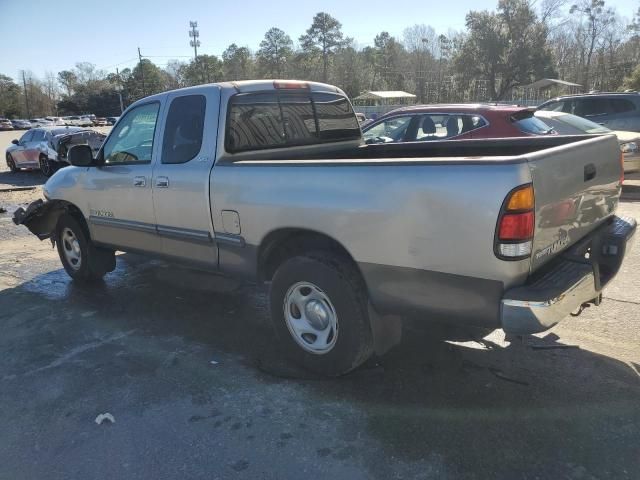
left=225, top=90, right=360, bottom=153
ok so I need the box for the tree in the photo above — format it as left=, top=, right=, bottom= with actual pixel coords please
left=180, top=55, right=223, bottom=86
left=569, top=0, right=615, bottom=89
left=257, top=28, right=293, bottom=78
left=454, top=0, right=554, bottom=100
left=57, top=70, right=77, bottom=97
left=127, top=59, right=167, bottom=101
left=0, top=74, right=22, bottom=118
left=299, top=12, right=346, bottom=82
left=403, top=24, right=438, bottom=101
left=222, top=44, right=254, bottom=80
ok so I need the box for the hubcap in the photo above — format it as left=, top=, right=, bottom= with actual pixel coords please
left=61, top=227, right=82, bottom=270
left=283, top=282, right=338, bottom=354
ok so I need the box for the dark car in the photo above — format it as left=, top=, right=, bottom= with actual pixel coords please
left=362, top=104, right=554, bottom=144
left=106, top=116, right=119, bottom=125
left=538, top=92, right=640, bottom=132
left=11, top=119, right=32, bottom=130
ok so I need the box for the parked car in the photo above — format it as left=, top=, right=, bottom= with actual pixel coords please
left=29, top=118, right=54, bottom=128
left=11, top=119, right=32, bottom=130
left=535, top=110, right=640, bottom=173
left=538, top=92, right=640, bottom=132
left=94, top=117, right=108, bottom=126
left=5, top=126, right=106, bottom=177
left=362, top=104, right=554, bottom=144
left=0, top=118, right=14, bottom=130
left=13, top=80, right=635, bottom=376
left=106, top=116, right=119, bottom=125
left=79, top=115, right=94, bottom=127
left=45, top=116, right=66, bottom=126
left=64, top=116, right=83, bottom=126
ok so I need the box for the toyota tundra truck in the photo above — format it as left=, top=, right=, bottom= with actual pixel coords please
left=12, top=80, right=636, bottom=376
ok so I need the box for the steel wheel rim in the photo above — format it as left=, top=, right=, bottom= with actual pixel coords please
left=283, top=281, right=338, bottom=355
left=39, top=157, right=50, bottom=175
left=61, top=227, right=82, bottom=270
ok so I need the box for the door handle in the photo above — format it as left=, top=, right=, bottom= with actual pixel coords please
left=133, top=176, right=146, bottom=187
left=584, top=163, right=597, bottom=182
left=156, top=176, right=169, bottom=188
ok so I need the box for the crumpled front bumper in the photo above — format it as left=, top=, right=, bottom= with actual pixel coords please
left=12, top=199, right=67, bottom=240
left=501, top=215, right=636, bottom=334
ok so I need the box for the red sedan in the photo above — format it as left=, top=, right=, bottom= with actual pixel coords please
left=362, top=104, right=554, bottom=144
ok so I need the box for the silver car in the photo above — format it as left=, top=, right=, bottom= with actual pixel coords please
left=5, top=127, right=87, bottom=176
left=535, top=110, right=640, bottom=173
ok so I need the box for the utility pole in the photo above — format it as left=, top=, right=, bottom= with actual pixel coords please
left=138, top=47, right=146, bottom=96
left=21, top=70, right=30, bottom=118
left=189, top=21, right=205, bottom=84
left=115, top=67, right=124, bottom=113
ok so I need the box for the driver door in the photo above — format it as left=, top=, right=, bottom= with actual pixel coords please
left=85, top=101, right=164, bottom=253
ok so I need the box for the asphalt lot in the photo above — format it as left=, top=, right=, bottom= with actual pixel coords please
left=1, top=129, right=639, bottom=479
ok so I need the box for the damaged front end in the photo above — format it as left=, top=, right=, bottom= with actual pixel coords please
left=12, top=199, right=68, bottom=241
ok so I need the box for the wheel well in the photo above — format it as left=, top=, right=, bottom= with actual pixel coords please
left=258, top=229, right=359, bottom=282
left=59, top=202, right=90, bottom=238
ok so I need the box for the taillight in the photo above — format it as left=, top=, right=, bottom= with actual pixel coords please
left=495, top=184, right=535, bottom=260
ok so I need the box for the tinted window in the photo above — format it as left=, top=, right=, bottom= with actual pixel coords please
left=553, top=113, right=611, bottom=134
left=162, top=95, right=206, bottom=164
left=610, top=98, right=636, bottom=113
left=226, top=91, right=359, bottom=153
left=102, top=102, right=159, bottom=164
left=575, top=98, right=611, bottom=117
left=227, top=93, right=285, bottom=152
left=280, top=93, right=317, bottom=143
left=312, top=92, right=360, bottom=141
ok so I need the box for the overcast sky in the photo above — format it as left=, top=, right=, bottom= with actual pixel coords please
left=1, top=0, right=638, bottom=81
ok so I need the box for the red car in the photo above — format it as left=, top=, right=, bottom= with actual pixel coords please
left=362, top=104, right=554, bottom=144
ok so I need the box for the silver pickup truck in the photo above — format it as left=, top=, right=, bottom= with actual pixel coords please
left=13, top=80, right=636, bottom=376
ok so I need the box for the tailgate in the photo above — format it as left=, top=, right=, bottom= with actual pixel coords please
left=527, top=134, right=622, bottom=272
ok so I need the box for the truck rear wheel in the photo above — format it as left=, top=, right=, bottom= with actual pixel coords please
left=56, top=213, right=115, bottom=282
left=269, top=252, right=373, bottom=376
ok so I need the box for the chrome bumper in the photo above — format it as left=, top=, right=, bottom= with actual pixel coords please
left=501, top=215, right=636, bottom=334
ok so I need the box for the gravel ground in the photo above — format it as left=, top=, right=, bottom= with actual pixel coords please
left=1, top=129, right=639, bottom=479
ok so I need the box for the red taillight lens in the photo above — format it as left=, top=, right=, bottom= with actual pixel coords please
left=273, top=81, right=309, bottom=90
left=498, top=212, right=534, bottom=240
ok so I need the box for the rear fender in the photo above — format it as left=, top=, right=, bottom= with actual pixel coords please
left=12, top=199, right=69, bottom=240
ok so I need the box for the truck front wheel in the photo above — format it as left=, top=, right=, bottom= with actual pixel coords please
left=269, top=252, right=374, bottom=376
left=56, top=214, right=115, bottom=281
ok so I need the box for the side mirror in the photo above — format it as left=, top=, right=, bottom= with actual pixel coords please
left=11, top=139, right=19, bottom=145
left=68, top=144, right=95, bottom=167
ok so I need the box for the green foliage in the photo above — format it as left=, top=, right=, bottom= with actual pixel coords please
left=454, top=0, right=555, bottom=100
left=0, top=74, right=22, bottom=118
left=299, top=12, right=346, bottom=82
left=257, top=28, right=293, bottom=78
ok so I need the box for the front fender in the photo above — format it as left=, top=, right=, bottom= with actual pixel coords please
left=12, top=199, right=68, bottom=240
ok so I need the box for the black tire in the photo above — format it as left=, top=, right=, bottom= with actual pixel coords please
left=6, top=153, right=18, bottom=173
left=269, top=252, right=374, bottom=376
left=55, top=213, right=116, bottom=282
left=39, top=154, right=55, bottom=178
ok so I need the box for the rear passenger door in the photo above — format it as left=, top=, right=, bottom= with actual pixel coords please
left=152, top=87, right=220, bottom=266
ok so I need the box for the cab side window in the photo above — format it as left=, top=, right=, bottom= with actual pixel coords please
left=102, top=102, right=160, bottom=164
left=162, top=95, right=206, bottom=164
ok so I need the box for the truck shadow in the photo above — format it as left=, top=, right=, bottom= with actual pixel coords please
left=0, top=169, right=45, bottom=188
left=1, top=253, right=638, bottom=477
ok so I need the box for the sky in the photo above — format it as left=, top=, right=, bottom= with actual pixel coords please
left=1, top=0, right=638, bottom=82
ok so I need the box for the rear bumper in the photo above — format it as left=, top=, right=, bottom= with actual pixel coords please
left=501, top=215, right=636, bottom=334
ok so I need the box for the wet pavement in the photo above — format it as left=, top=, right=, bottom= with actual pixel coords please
left=1, top=131, right=640, bottom=479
